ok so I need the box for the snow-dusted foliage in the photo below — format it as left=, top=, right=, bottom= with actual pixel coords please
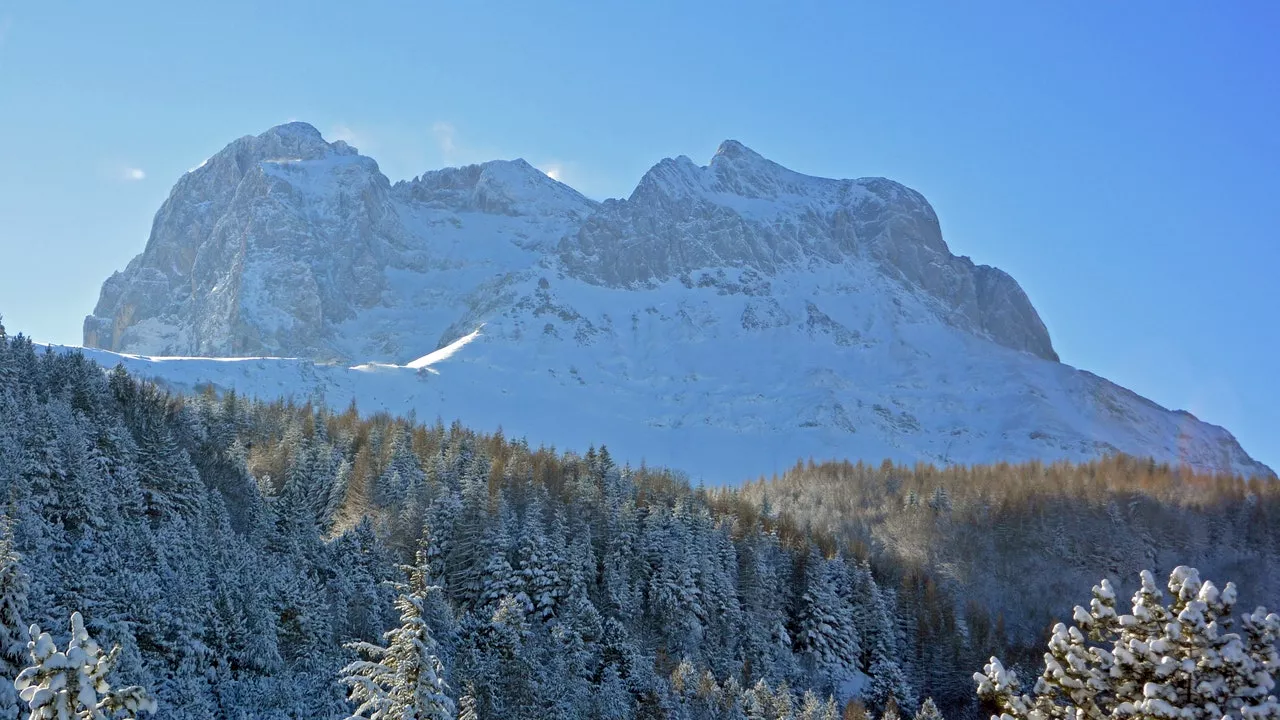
left=975, top=566, right=1280, bottom=720
left=0, top=334, right=917, bottom=718
left=15, top=611, right=156, bottom=719
left=2, top=329, right=1277, bottom=720
left=341, top=549, right=455, bottom=720
left=795, top=549, right=861, bottom=689
left=0, top=511, right=29, bottom=716
left=914, top=697, right=944, bottom=720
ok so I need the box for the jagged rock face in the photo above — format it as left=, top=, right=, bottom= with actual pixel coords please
left=85, top=123, right=405, bottom=359
left=86, top=126, right=1055, bottom=361
left=559, top=141, right=1057, bottom=360
left=79, top=123, right=1273, bottom=478
left=86, top=124, right=597, bottom=360
left=397, top=159, right=597, bottom=224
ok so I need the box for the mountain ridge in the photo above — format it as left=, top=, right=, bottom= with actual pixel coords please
left=78, top=122, right=1272, bottom=478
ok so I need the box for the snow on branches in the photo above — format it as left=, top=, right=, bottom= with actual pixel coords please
left=14, top=611, right=156, bottom=720
left=975, top=566, right=1280, bottom=720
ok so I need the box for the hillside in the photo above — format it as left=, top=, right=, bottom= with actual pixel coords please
left=3, top=327, right=1276, bottom=719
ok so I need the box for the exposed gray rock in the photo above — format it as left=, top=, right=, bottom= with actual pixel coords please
left=85, top=122, right=401, bottom=359
left=558, top=140, right=1058, bottom=360
left=77, top=123, right=1273, bottom=478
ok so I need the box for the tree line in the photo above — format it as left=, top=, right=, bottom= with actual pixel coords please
left=0, top=318, right=1275, bottom=719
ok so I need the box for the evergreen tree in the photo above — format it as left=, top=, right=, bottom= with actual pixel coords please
left=15, top=611, right=157, bottom=719
left=457, top=685, right=478, bottom=720
left=912, top=698, right=943, bottom=720
left=515, top=508, right=566, bottom=623
left=342, top=559, right=455, bottom=720
left=0, top=510, right=29, bottom=717
left=794, top=549, right=859, bottom=690
left=976, top=566, right=1280, bottom=720
left=594, top=664, right=635, bottom=720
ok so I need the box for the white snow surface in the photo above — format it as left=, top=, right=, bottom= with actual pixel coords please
left=51, top=256, right=1273, bottom=481
left=73, top=123, right=1274, bottom=480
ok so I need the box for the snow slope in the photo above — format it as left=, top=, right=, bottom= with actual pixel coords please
left=73, top=123, right=1274, bottom=480
left=50, top=257, right=1273, bottom=481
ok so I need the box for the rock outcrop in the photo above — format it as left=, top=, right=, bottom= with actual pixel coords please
left=79, top=123, right=1272, bottom=478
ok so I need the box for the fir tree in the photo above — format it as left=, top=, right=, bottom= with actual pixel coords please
left=457, top=685, right=478, bottom=720
left=342, top=559, right=455, bottom=720
left=0, top=510, right=29, bottom=717
left=913, top=698, right=943, bottom=720
left=795, top=549, right=859, bottom=689
left=15, top=611, right=157, bottom=719
left=976, top=566, right=1280, bottom=720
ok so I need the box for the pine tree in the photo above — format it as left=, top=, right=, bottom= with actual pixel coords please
left=0, top=510, right=29, bottom=717
left=913, top=698, right=943, bottom=720
left=795, top=549, right=860, bottom=689
left=457, top=685, right=478, bottom=720
left=976, top=566, right=1280, bottom=720
left=516, top=515, right=566, bottom=623
left=799, top=690, right=839, bottom=720
left=342, top=558, right=455, bottom=720
left=477, top=525, right=521, bottom=617
left=15, top=611, right=157, bottom=719
left=594, top=664, right=635, bottom=720
left=855, top=562, right=916, bottom=714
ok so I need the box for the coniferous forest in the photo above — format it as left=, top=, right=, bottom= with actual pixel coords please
left=0, top=321, right=1277, bottom=719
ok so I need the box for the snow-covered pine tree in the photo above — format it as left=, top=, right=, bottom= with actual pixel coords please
left=593, top=664, right=635, bottom=720
left=913, top=697, right=943, bottom=720
left=477, top=518, right=521, bottom=617
left=15, top=611, right=156, bottom=719
left=797, top=690, right=841, bottom=720
left=457, top=685, right=478, bottom=720
left=719, top=675, right=746, bottom=720
left=514, top=504, right=565, bottom=622
left=0, top=510, right=29, bottom=717
left=341, top=556, right=455, bottom=720
left=795, top=548, right=860, bottom=690
left=855, top=561, right=917, bottom=715
left=742, top=679, right=772, bottom=720
left=975, top=565, right=1280, bottom=720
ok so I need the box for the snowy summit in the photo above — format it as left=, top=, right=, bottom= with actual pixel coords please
left=78, top=123, right=1274, bottom=480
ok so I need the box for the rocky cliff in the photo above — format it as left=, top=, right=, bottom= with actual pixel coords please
left=80, top=123, right=1272, bottom=478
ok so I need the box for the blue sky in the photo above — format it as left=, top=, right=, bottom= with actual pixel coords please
left=0, top=1, right=1276, bottom=471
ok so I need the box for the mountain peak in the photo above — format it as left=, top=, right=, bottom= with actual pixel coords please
left=261, top=121, right=325, bottom=142
left=713, top=139, right=764, bottom=163
left=79, top=123, right=1273, bottom=477
left=396, top=157, right=597, bottom=218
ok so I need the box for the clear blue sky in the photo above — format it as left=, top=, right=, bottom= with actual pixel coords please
left=0, top=1, right=1276, bottom=471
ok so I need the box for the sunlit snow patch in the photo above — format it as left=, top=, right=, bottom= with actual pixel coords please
left=406, top=326, right=483, bottom=371
left=348, top=326, right=483, bottom=374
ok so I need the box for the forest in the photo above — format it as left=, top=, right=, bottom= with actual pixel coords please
left=0, top=320, right=1276, bottom=719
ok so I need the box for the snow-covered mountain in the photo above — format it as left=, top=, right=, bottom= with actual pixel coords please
left=81, top=122, right=1274, bottom=479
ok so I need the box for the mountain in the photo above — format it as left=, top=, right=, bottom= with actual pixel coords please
left=81, top=122, right=1273, bottom=479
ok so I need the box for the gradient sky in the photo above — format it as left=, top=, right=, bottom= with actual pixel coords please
left=0, top=1, right=1276, bottom=471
